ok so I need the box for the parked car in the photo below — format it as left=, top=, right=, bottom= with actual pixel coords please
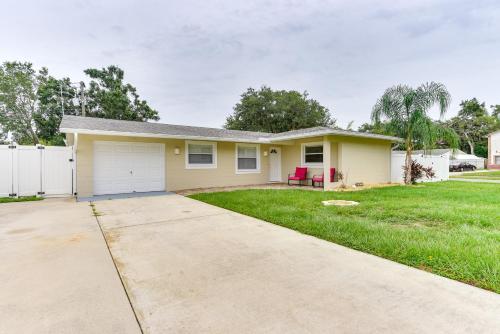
left=449, top=162, right=477, bottom=172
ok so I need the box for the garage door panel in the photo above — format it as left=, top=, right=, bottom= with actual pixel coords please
left=93, top=141, right=165, bottom=195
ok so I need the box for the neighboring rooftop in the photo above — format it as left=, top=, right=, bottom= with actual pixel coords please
left=60, top=115, right=402, bottom=143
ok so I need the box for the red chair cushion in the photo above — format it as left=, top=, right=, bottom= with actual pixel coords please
left=312, top=175, right=323, bottom=182
left=295, top=167, right=308, bottom=179
left=288, top=176, right=302, bottom=181
left=330, top=168, right=336, bottom=182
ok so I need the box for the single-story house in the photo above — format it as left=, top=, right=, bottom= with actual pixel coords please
left=412, top=149, right=485, bottom=170
left=487, top=130, right=500, bottom=169
left=60, top=115, right=402, bottom=198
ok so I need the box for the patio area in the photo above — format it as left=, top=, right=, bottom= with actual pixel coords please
left=174, top=182, right=397, bottom=196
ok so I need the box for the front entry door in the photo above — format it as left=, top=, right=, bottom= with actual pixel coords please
left=269, top=147, right=282, bottom=182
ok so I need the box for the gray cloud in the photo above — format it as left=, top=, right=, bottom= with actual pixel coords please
left=1, top=0, right=500, bottom=128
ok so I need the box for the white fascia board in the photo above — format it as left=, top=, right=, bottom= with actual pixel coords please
left=270, top=130, right=402, bottom=143
left=269, top=131, right=334, bottom=142
left=60, top=128, right=271, bottom=144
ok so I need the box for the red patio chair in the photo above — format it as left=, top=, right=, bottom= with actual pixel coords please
left=288, top=167, right=308, bottom=186
left=312, top=168, right=336, bottom=187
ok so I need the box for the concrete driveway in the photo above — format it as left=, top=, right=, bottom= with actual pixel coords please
left=0, top=199, right=141, bottom=334
left=95, top=194, right=500, bottom=334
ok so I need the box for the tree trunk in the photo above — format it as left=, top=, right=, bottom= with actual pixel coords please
left=404, top=147, right=412, bottom=185
left=464, top=132, right=474, bottom=155
left=26, top=120, right=39, bottom=145
left=467, top=140, right=474, bottom=155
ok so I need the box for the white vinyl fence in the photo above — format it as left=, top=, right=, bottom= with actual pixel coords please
left=0, top=145, right=74, bottom=198
left=391, top=151, right=449, bottom=183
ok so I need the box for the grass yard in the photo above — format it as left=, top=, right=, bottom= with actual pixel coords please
left=0, top=196, right=42, bottom=204
left=450, top=170, right=500, bottom=180
left=190, top=182, right=500, bottom=293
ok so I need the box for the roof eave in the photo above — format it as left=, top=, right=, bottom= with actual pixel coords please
left=60, top=128, right=270, bottom=144
left=270, top=130, right=403, bottom=143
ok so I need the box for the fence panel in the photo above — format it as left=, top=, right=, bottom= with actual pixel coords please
left=0, top=146, right=13, bottom=197
left=391, top=152, right=449, bottom=183
left=16, top=146, right=41, bottom=197
left=0, top=145, right=74, bottom=198
left=42, top=146, right=74, bottom=196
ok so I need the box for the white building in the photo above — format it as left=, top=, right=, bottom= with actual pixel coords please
left=488, top=130, right=500, bottom=169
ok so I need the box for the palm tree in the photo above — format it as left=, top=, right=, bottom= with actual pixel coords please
left=372, top=82, right=458, bottom=184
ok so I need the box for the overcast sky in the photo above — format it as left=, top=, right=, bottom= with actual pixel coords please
left=2, top=0, right=499, bottom=128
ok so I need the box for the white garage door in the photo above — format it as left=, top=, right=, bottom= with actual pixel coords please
left=94, top=141, right=165, bottom=195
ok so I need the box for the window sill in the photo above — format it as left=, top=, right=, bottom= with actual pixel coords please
left=236, top=169, right=261, bottom=174
left=302, top=163, right=324, bottom=169
left=186, top=165, right=217, bottom=169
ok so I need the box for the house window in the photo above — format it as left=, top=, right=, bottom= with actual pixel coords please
left=236, top=144, right=260, bottom=173
left=302, top=143, right=323, bottom=166
left=185, top=141, right=217, bottom=169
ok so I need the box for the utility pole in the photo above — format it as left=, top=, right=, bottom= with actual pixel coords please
left=60, top=83, right=65, bottom=115
left=80, top=81, right=86, bottom=117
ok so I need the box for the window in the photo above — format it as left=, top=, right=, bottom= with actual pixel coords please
left=302, top=142, right=323, bottom=166
left=236, top=144, right=260, bottom=173
left=495, top=155, right=500, bottom=165
left=185, top=141, right=217, bottom=169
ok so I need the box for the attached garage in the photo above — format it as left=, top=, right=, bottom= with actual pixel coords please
left=93, top=141, right=165, bottom=195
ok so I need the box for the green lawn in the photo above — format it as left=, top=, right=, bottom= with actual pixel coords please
left=0, top=196, right=42, bottom=204
left=190, top=182, right=500, bottom=293
left=451, top=171, right=500, bottom=180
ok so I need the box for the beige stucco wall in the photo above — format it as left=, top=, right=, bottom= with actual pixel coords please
left=336, top=137, right=392, bottom=184
left=65, top=133, right=75, bottom=146
left=75, top=134, right=273, bottom=197
left=73, top=133, right=393, bottom=196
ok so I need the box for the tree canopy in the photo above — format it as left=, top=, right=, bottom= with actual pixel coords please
left=224, top=86, right=335, bottom=133
left=445, top=99, right=500, bottom=157
left=0, top=62, right=40, bottom=144
left=372, top=82, right=458, bottom=184
left=84, top=66, right=159, bottom=121
left=0, top=62, right=158, bottom=145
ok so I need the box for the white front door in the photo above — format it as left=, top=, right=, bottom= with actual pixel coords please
left=269, top=147, right=282, bottom=182
left=93, top=141, right=165, bottom=195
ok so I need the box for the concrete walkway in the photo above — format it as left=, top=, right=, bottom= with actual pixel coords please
left=0, top=199, right=141, bottom=334
left=95, top=195, right=500, bottom=334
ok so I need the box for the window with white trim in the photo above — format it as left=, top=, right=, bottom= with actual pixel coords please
left=236, top=144, right=260, bottom=173
left=186, top=141, right=217, bottom=169
left=302, top=143, right=323, bottom=166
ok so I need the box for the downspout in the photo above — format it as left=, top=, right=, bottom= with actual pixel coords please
left=73, top=133, right=78, bottom=197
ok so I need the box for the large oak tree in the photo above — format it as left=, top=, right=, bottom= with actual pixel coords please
left=225, top=86, right=335, bottom=133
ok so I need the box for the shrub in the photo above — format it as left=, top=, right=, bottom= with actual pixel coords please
left=403, top=160, right=435, bottom=184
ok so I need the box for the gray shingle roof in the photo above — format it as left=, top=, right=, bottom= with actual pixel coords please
left=60, top=115, right=271, bottom=142
left=60, top=115, right=402, bottom=142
